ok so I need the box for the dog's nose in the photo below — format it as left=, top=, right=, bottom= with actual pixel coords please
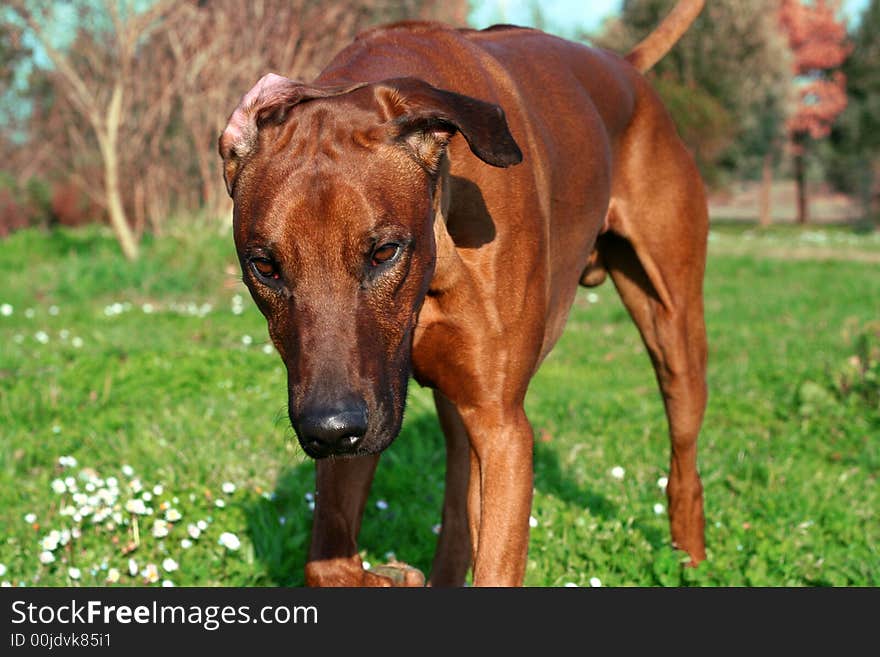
left=295, top=399, right=368, bottom=457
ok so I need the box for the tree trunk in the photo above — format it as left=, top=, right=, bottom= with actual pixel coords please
left=100, top=83, right=140, bottom=261
left=794, top=145, right=808, bottom=225
left=759, top=151, right=773, bottom=227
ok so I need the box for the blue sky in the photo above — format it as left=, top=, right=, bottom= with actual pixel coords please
left=469, top=0, right=872, bottom=37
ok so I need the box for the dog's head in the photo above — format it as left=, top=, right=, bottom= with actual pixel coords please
left=219, top=73, right=521, bottom=458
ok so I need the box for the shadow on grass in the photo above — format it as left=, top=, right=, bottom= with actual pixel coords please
left=243, top=401, right=660, bottom=585
left=533, top=442, right=617, bottom=520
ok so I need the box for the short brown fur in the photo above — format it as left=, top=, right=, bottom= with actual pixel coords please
left=220, top=0, right=708, bottom=586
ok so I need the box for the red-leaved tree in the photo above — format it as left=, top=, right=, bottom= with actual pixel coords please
left=779, top=0, right=851, bottom=224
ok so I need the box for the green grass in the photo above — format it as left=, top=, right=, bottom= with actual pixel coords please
left=1, top=220, right=878, bottom=587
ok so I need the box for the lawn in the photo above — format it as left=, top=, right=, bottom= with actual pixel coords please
left=1, top=219, right=878, bottom=587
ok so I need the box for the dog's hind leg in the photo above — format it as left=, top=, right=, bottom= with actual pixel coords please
left=428, top=390, right=475, bottom=586
left=599, top=150, right=709, bottom=565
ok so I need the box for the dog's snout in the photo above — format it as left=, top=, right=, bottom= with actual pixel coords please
left=295, top=399, right=368, bottom=457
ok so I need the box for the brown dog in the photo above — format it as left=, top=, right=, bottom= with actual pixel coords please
left=219, top=0, right=708, bottom=586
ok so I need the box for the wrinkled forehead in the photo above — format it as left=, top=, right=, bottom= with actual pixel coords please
left=235, top=97, right=429, bottom=242
left=251, top=172, right=375, bottom=250
left=245, top=98, right=380, bottom=201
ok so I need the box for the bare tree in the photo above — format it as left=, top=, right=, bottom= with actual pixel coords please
left=8, top=0, right=180, bottom=260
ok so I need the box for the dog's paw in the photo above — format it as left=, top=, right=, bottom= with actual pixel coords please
left=306, top=556, right=425, bottom=587
left=366, top=562, right=426, bottom=587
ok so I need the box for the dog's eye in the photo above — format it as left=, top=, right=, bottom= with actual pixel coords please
left=371, top=243, right=400, bottom=267
left=250, top=257, right=280, bottom=281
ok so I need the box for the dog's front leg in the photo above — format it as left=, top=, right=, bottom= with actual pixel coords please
left=305, top=455, right=400, bottom=586
left=459, top=405, right=534, bottom=587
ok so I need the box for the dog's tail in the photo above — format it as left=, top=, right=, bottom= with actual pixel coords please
left=625, top=0, right=705, bottom=73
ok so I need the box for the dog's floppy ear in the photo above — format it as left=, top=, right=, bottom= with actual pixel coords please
left=218, top=73, right=366, bottom=195
left=375, top=77, right=523, bottom=174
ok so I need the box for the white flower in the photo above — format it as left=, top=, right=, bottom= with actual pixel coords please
left=51, top=479, right=66, bottom=494
left=529, top=516, right=539, bottom=528
left=610, top=466, right=625, bottom=480
left=375, top=499, right=388, bottom=510
left=165, top=509, right=182, bottom=522
left=106, top=568, right=120, bottom=583
left=68, top=567, right=81, bottom=580
left=221, top=482, right=236, bottom=495
left=587, top=292, right=599, bottom=304
left=59, top=329, right=69, bottom=340
left=34, top=331, right=49, bottom=344
left=564, top=582, right=578, bottom=587
left=589, top=577, right=602, bottom=587
left=142, top=491, right=153, bottom=502
left=58, top=455, right=78, bottom=468
left=241, top=335, right=253, bottom=346
left=24, top=513, right=37, bottom=524
left=162, top=558, right=179, bottom=572
left=142, top=303, right=154, bottom=314
left=0, top=564, right=6, bottom=577
left=362, top=561, right=372, bottom=571
left=141, top=564, right=159, bottom=583
left=39, top=551, right=55, bottom=564
left=431, top=523, right=442, bottom=535
left=41, top=531, right=61, bottom=551
left=197, top=520, right=208, bottom=531
left=129, top=478, right=143, bottom=493
left=653, top=503, right=665, bottom=515
left=262, top=344, right=274, bottom=354
left=128, top=559, right=138, bottom=576
left=71, top=336, right=83, bottom=348
left=186, top=524, right=201, bottom=540
left=48, top=305, right=59, bottom=316
left=125, top=499, right=148, bottom=515
left=121, top=464, right=134, bottom=477
left=106, top=477, right=118, bottom=488
left=161, top=580, right=175, bottom=587
left=152, top=484, right=164, bottom=496
left=0, top=303, right=12, bottom=316
left=218, top=532, right=241, bottom=551
left=215, top=499, right=225, bottom=508
left=180, top=539, right=193, bottom=549
left=152, top=520, right=169, bottom=538
left=657, top=476, right=669, bottom=490
left=24, top=308, right=34, bottom=318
